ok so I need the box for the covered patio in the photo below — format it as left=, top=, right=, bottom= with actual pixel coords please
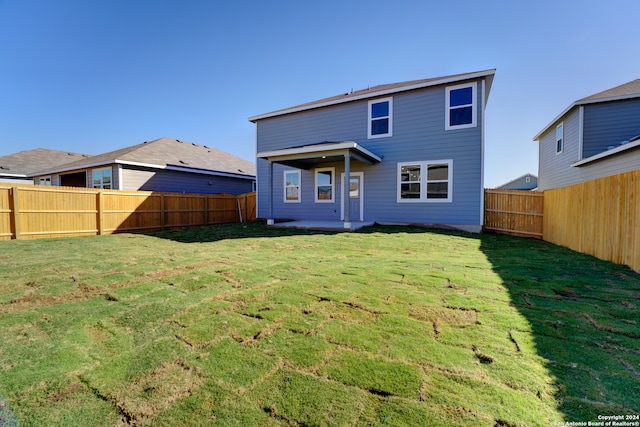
left=256, top=141, right=382, bottom=230
left=270, top=219, right=376, bottom=232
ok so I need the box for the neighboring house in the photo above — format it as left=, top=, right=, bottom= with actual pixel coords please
left=249, top=69, right=496, bottom=232
left=33, top=137, right=256, bottom=195
left=0, top=148, right=90, bottom=184
left=533, top=79, right=640, bottom=191
left=495, top=173, right=538, bottom=190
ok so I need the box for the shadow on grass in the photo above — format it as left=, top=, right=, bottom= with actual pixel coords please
left=144, top=222, right=338, bottom=243
left=479, top=232, right=640, bottom=420
left=145, top=221, right=472, bottom=244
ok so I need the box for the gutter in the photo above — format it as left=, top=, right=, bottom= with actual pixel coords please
left=34, top=159, right=255, bottom=180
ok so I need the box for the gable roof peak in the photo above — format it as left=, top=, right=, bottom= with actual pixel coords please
left=33, top=137, right=256, bottom=177
left=534, top=77, right=640, bottom=141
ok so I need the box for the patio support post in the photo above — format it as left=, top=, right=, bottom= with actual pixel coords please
left=343, top=152, right=351, bottom=229
left=267, top=160, right=274, bottom=225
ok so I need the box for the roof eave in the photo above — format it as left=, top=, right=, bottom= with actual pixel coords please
left=257, top=141, right=382, bottom=163
left=249, top=69, right=496, bottom=122
left=533, top=92, right=640, bottom=141
left=34, top=159, right=256, bottom=180
left=0, top=172, right=29, bottom=178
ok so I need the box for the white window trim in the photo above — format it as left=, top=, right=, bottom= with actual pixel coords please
left=368, top=97, right=393, bottom=139
left=315, top=167, right=335, bottom=203
left=397, top=160, right=453, bottom=203
left=38, top=176, right=52, bottom=186
left=445, top=82, right=477, bottom=130
left=92, top=167, right=112, bottom=189
left=556, top=122, right=564, bottom=155
left=283, top=169, right=301, bottom=203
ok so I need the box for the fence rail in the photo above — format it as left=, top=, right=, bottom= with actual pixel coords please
left=0, top=184, right=256, bottom=240
left=484, top=189, right=544, bottom=238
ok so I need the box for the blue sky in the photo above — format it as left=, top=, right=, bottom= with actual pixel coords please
left=1, top=0, right=638, bottom=187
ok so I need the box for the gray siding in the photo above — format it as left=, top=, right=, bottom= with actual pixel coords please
left=539, top=100, right=640, bottom=191
left=573, top=148, right=640, bottom=183
left=537, top=108, right=582, bottom=191
left=122, top=166, right=254, bottom=195
left=257, top=79, right=487, bottom=228
left=583, top=99, right=640, bottom=157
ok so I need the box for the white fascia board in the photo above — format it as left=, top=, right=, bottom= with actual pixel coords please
left=533, top=93, right=640, bottom=141
left=115, top=159, right=164, bottom=169
left=257, top=141, right=382, bottom=162
left=533, top=103, right=578, bottom=142
left=249, top=69, right=496, bottom=122
left=35, top=159, right=255, bottom=180
left=0, top=172, right=28, bottom=178
left=571, top=139, right=640, bottom=167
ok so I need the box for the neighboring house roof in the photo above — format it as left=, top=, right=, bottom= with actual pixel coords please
left=249, top=69, right=496, bottom=122
left=495, top=173, right=538, bottom=190
left=0, top=148, right=90, bottom=178
left=34, top=137, right=256, bottom=179
left=533, top=79, right=640, bottom=141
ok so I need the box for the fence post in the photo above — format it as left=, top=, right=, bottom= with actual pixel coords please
left=204, top=195, right=208, bottom=225
left=97, top=191, right=104, bottom=235
left=9, top=187, right=20, bottom=240
left=161, top=194, right=165, bottom=229
left=243, top=193, right=247, bottom=222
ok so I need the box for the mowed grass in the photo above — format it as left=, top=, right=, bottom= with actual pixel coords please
left=0, top=223, right=639, bottom=426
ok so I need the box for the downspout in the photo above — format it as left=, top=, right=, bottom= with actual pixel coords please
left=479, top=78, right=486, bottom=228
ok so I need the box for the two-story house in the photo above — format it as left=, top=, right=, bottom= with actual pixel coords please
left=249, top=69, right=496, bottom=232
left=533, top=79, right=640, bottom=191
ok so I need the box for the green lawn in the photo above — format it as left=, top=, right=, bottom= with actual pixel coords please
left=0, top=223, right=638, bottom=426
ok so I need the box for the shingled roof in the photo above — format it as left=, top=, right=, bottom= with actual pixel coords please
left=35, top=137, right=255, bottom=178
left=534, top=78, right=640, bottom=140
left=577, top=79, right=640, bottom=102
left=249, top=69, right=496, bottom=122
left=0, top=148, right=90, bottom=177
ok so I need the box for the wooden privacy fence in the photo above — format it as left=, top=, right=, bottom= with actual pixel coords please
left=0, top=185, right=256, bottom=240
left=544, top=170, right=639, bottom=273
left=484, top=171, right=639, bottom=273
left=484, top=189, right=544, bottom=238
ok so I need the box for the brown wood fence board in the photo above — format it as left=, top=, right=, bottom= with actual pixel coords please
left=484, top=189, right=543, bottom=238
left=0, top=185, right=256, bottom=240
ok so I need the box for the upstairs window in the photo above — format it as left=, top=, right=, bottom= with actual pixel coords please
left=368, top=97, right=393, bottom=138
left=283, top=170, right=301, bottom=203
left=446, top=82, right=477, bottom=130
left=92, top=168, right=112, bottom=189
left=556, top=123, right=564, bottom=154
